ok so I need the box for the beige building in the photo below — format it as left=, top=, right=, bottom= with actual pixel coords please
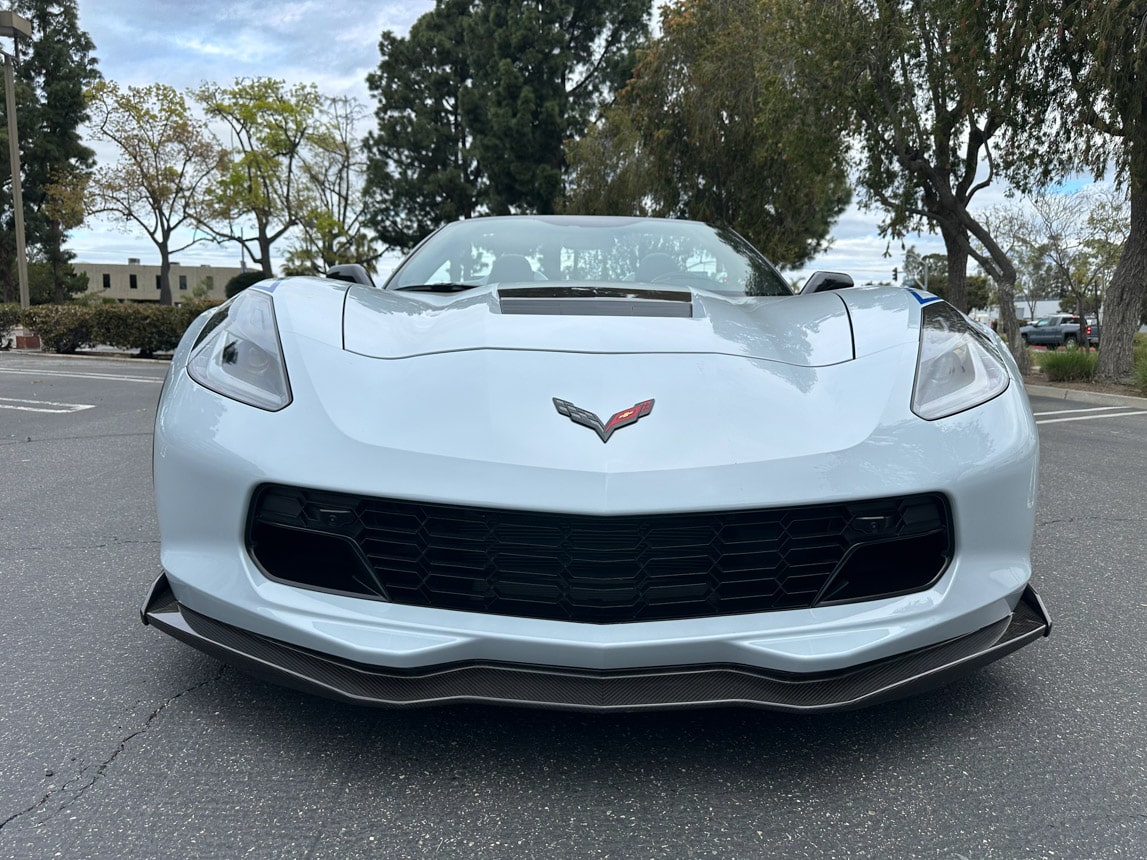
left=74, top=259, right=247, bottom=304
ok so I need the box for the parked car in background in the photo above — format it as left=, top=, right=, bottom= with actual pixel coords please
left=1019, top=314, right=1100, bottom=349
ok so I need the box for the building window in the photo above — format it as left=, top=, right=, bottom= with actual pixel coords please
left=179, top=275, right=188, bottom=291
left=156, top=275, right=162, bottom=290
left=129, top=274, right=138, bottom=290
left=205, top=276, right=215, bottom=291
left=101, top=273, right=110, bottom=289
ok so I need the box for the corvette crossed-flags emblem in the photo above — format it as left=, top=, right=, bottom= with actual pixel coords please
left=552, top=397, right=654, bottom=443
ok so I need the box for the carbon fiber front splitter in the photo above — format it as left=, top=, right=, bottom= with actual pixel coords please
left=141, top=573, right=1051, bottom=712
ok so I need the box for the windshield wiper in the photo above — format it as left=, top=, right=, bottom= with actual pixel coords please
left=393, top=282, right=479, bottom=293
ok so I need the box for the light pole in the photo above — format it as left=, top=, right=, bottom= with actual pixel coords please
left=0, top=11, right=31, bottom=309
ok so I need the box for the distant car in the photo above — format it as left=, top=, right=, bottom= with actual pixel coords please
left=143, top=215, right=1049, bottom=712
left=1020, top=314, right=1099, bottom=348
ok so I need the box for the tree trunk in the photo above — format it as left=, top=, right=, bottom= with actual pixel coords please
left=158, top=249, right=173, bottom=306
left=940, top=222, right=968, bottom=312
left=1094, top=175, right=1147, bottom=381
left=995, top=271, right=1030, bottom=375
left=259, top=233, right=274, bottom=277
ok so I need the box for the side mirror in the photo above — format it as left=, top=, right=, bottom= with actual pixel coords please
left=801, top=271, right=854, bottom=294
left=326, top=264, right=375, bottom=287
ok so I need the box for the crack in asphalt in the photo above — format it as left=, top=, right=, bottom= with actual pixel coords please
left=0, top=539, right=160, bottom=553
left=1037, top=516, right=1147, bottom=527
left=0, top=665, right=227, bottom=833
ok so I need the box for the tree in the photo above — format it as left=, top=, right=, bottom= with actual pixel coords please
left=562, top=105, right=659, bottom=216
left=612, top=0, right=851, bottom=267
left=364, top=0, right=481, bottom=253
left=1012, top=0, right=1147, bottom=379
left=0, top=0, right=99, bottom=303
left=462, top=0, right=650, bottom=215
left=1029, top=189, right=1128, bottom=326
left=196, top=78, right=322, bottom=276
left=786, top=0, right=1044, bottom=370
left=283, top=96, right=378, bottom=275
left=364, top=0, right=650, bottom=250
left=86, top=81, right=224, bottom=305
left=224, top=270, right=265, bottom=298
left=903, top=247, right=948, bottom=294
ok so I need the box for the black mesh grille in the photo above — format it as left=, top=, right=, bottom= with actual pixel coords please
left=248, top=485, right=952, bottom=624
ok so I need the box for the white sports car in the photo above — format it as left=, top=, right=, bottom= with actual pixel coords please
left=143, top=215, right=1050, bottom=711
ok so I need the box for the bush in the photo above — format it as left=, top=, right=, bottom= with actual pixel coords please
left=90, top=304, right=185, bottom=358
left=1135, top=334, right=1147, bottom=395
left=1041, top=347, right=1097, bottom=382
left=21, top=300, right=226, bottom=358
left=225, top=271, right=267, bottom=298
left=21, top=305, right=95, bottom=353
left=0, top=303, right=20, bottom=345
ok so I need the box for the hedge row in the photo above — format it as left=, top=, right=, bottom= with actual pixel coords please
left=12, top=300, right=223, bottom=357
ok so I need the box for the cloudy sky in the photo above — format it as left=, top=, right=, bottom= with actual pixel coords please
left=67, top=0, right=974, bottom=283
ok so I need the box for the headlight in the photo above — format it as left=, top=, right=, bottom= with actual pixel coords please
left=912, top=301, right=1009, bottom=420
left=187, top=289, right=292, bottom=411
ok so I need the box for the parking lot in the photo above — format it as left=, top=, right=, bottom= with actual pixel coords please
left=1, top=354, right=1145, bottom=859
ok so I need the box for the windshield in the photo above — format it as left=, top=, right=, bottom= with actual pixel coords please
left=384, top=216, right=792, bottom=297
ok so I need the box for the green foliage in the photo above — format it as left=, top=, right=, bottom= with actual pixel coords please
left=0, top=0, right=100, bottom=304
left=196, top=78, right=323, bottom=275
left=21, top=303, right=94, bottom=353
left=364, top=0, right=650, bottom=250
left=286, top=97, right=379, bottom=274
left=0, top=303, right=21, bottom=342
left=89, top=304, right=184, bottom=358
left=462, top=0, right=649, bottom=215
left=28, top=260, right=87, bottom=305
left=1021, top=1, right=1147, bottom=381
left=1039, top=347, right=1097, bottom=382
left=86, top=81, right=224, bottom=305
left=612, top=0, right=850, bottom=267
left=225, top=271, right=266, bottom=298
left=1135, top=335, right=1147, bottom=395
left=562, top=107, right=658, bottom=217
left=364, top=0, right=480, bottom=252
left=785, top=0, right=1040, bottom=334
left=20, top=300, right=223, bottom=357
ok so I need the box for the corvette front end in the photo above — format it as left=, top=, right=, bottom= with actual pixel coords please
left=144, top=216, right=1048, bottom=711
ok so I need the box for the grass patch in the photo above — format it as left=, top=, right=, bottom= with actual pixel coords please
left=1040, top=347, right=1097, bottom=382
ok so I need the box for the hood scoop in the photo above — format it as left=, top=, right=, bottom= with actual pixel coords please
left=498, top=286, right=693, bottom=318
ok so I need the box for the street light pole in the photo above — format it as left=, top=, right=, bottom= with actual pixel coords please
left=0, top=11, right=31, bottom=310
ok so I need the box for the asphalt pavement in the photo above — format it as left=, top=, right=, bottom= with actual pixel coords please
left=1, top=354, right=1145, bottom=859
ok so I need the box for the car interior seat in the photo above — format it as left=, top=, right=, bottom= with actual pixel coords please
left=636, top=253, right=679, bottom=283
left=487, top=254, right=535, bottom=284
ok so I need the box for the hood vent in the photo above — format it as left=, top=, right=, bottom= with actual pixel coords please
left=498, top=286, right=693, bottom=318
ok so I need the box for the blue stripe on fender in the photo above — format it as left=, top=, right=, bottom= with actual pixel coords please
left=907, top=288, right=942, bottom=305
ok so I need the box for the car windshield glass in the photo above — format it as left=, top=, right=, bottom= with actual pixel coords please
left=384, top=216, right=792, bottom=297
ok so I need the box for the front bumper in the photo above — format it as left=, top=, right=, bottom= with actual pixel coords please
left=143, top=573, right=1050, bottom=712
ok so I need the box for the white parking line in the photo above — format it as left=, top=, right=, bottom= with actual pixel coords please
left=0, top=368, right=163, bottom=384
left=1036, top=410, right=1147, bottom=425
left=1032, top=405, right=1129, bottom=417
left=0, top=396, right=95, bottom=414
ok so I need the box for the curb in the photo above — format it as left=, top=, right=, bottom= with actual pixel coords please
left=1024, top=383, right=1147, bottom=409
left=0, top=349, right=171, bottom=365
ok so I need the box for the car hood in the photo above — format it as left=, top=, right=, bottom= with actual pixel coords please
left=341, top=285, right=855, bottom=368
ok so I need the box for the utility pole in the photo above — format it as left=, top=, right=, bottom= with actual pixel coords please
left=0, top=11, right=32, bottom=309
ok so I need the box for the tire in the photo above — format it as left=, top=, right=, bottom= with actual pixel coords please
left=1064, top=334, right=1077, bottom=348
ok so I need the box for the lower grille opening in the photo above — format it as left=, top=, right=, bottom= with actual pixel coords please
left=247, top=485, right=955, bottom=624
left=251, top=521, right=386, bottom=599
left=816, top=531, right=950, bottom=604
